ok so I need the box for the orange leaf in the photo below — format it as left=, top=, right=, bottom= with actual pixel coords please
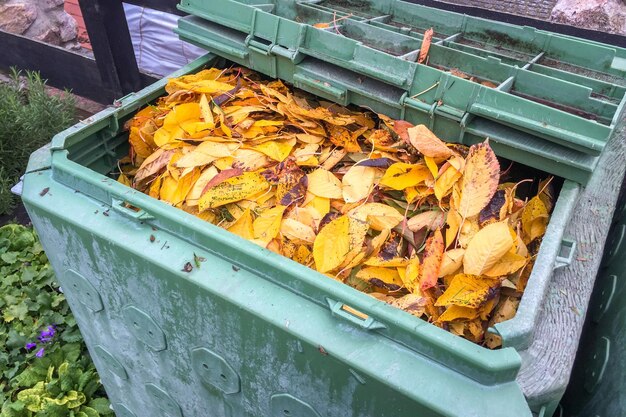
left=406, top=125, right=453, bottom=158
left=420, top=228, right=444, bottom=291
left=417, top=28, right=434, bottom=64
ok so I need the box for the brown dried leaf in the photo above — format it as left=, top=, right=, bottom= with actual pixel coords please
left=417, top=28, right=434, bottom=64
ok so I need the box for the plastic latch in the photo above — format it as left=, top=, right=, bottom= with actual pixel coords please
left=326, top=298, right=386, bottom=331
left=111, top=198, right=155, bottom=221
left=554, top=238, right=576, bottom=270
left=246, top=37, right=272, bottom=56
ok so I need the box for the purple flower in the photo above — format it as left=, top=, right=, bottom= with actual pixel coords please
left=25, top=342, right=37, bottom=351
left=38, top=326, right=56, bottom=343
left=35, top=348, right=45, bottom=358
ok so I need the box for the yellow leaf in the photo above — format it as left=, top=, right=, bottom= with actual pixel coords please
left=435, top=274, right=500, bottom=308
left=117, top=173, right=131, bottom=187
left=280, top=218, right=316, bottom=244
left=368, top=229, right=391, bottom=259
left=424, top=156, right=439, bottom=178
left=253, top=205, right=287, bottom=243
left=293, top=143, right=319, bottom=166
left=438, top=305, right=479, bottom=322
left=232, top=149, right=272, bottom=171
left=439, top=248, right=465, bottom=277
left=214, top=157, right=235, bottom=170
left=148, top=174, right=162, bottom=199
left=521, top=196, right=548, bottom=243
left=457, top=141, right=500, bottom=218
left=158, top=174, right=178, bottom=204
left=199, top=94, right=214, bottom=125
left=434, top=163, right=462, bottom=200
left=406, top=125, right=453, bottom=158
left=402, top=256, right=421, bottom=294
left=252, top=137, right=297, bottom=162
left=445, top=207, right=461, bottom=248
left=458, top=216, right=480, bottom=248
left=176, top=148, right=217, bottom=168
left=484, top=251, right=527, bottom=277
left=296, top=133, right=325, bottom=144
left=180, top=120, right=214, bottom=135
left=349, top=203, right=404, bottom=231
left=340, top=217, right=370, bottom=269
left=307, top=168, right=343, bottom=199
left=364, top=257, right=409, bottom=268
left=303, top=196, right=330, bottom=224
left=170, top=79, right=235, bottom=94
left=485, top=297, right=520, bottom=348
left=407, top=210, right=445, bottom=232
left=388, top=294, right=427, bottom=317
left=342, top=165, right=379, bottom=203
left=128, top=126, right=154, bottom=159
left=463, top=222, right=513, bottom=275
left=380, top=162, right=431, bottom=190
left=186, top=166, right=219, bottom=205
left=356, top=267, right=404, bottom=291
left=293, top=245, right=312, bottom=265
left=214, top=104, right=232, bottom=137
left=198, top=171, right=270, bottom=210
left=227, top=208, right=254, bottom=240
left=163, top=102, right=201, bottom=129
left=134, top=148, right=175, bottom=184
left=313, top=215, right=351, bottom=273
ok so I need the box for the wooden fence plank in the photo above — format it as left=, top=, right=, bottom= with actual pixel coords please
left=79, top=0, right=144, bottom=99
left=0, top=30, right=112, bottom=103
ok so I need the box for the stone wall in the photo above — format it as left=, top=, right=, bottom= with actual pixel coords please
left=437, top=0, right=559, bottom=20
left=551, top=0, right=626, bottom=35
left=0, top=0, right=81, bottom=50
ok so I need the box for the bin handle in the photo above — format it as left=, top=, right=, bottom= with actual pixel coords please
left=326, top=298, right=387, bottom=331
left=293, top=73, right=347, bottom=102
left=111, top=198, right=155, bottom=221
left=554, top=238, right=576, bottom=270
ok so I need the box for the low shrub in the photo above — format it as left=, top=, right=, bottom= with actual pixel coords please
left=0, top=224, right=112, bottom=417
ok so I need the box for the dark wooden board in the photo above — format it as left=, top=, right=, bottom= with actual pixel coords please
left=79, top=0, right=143, bottom=99
left=0, top=30, right=113, bottom=103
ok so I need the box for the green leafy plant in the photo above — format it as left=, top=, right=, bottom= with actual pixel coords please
left=0, top=69, right=76, bottom=215
left=0, top=224, right=112, bottom=417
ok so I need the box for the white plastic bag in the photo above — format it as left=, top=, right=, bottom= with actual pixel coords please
left=123, top=3, right=205, bottom=77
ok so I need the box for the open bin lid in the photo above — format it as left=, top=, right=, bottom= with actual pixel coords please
left=174, top=0, right=626, bottom=184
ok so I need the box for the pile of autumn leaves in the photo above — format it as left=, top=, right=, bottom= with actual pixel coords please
left=119, top=67, right=552, bottom=348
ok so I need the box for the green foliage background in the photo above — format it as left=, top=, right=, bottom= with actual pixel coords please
left=0, top=69, right=75, bottom=215
left=0, top=225, right=113, bottom=417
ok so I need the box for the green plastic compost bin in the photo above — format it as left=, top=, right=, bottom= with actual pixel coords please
left=560, top=186, right=626, bottom=417
left=20, top=2, right=626, bottom=416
